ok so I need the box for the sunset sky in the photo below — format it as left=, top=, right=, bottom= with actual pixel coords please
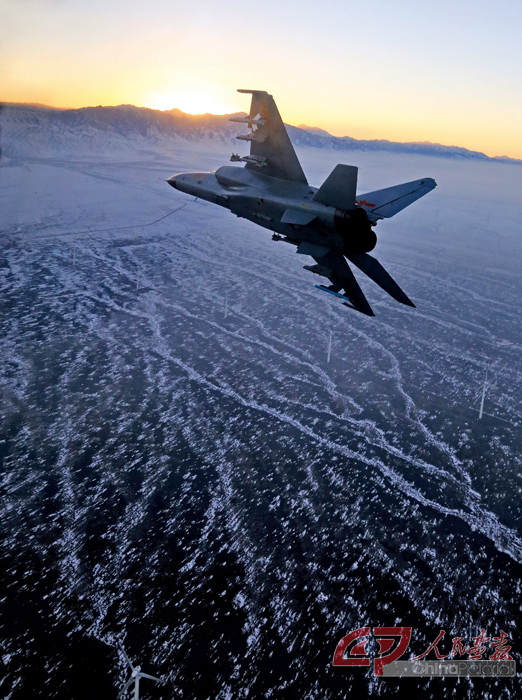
left=2, top=0, right=522, bottom=158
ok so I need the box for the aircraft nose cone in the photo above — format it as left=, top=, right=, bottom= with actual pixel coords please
left=166, top=176, right=177, bottom=189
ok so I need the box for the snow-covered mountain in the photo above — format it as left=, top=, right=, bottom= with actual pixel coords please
left=1, top=103, right=242, bottom=158
left=2, top=102, right=519, bottom=163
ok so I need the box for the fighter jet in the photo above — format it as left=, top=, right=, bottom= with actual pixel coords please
left=167, top=90, right=436, bottom=317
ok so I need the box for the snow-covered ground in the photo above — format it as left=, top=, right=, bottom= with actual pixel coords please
left=1, top=134, right=521, bottom=698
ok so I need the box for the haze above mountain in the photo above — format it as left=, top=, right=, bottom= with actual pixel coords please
left=2, top=102, right=520, bottom=164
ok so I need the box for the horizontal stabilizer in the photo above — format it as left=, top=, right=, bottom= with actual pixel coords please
left=356, top=178, right=436, bottom=220
left=281, top=209, right=317, bottom=226
left=312, top=249, right=374, bottom=316
left=313, top=164, right=358, bottom=210
left=346, top=253, right=415, bottom=307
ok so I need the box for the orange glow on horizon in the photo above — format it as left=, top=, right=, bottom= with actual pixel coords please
left=3, top=87, right=520, bottom=159
left=2, top=81, right=521, bottom=159
left=145, top=91, right=240, bottom=115
left=2, top=1, right=522, bottom=160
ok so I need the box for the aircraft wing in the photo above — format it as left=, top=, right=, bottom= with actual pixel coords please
left=310, top=250, right=375, bottom=317
left=232, top=90, right=307, bottom=183
left=355, top=178, right=437, bottom=221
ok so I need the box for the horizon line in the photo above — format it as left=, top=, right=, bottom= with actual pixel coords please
left=3, top=101, right=520, bottom=162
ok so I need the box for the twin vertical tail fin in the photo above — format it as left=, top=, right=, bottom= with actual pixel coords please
left=230, top=90, right=307, bottom=183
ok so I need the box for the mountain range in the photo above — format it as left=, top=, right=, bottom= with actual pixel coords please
left=2, top=102, right=520, bottom=164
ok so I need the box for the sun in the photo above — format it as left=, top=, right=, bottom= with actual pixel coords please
left=146, top=91, right=234, bottom=115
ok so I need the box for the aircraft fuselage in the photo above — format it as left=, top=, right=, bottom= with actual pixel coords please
left=167, top=165, right=374, bottom=255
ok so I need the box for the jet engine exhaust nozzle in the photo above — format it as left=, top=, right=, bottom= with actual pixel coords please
left=334, top=207, right=377, bottom=253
